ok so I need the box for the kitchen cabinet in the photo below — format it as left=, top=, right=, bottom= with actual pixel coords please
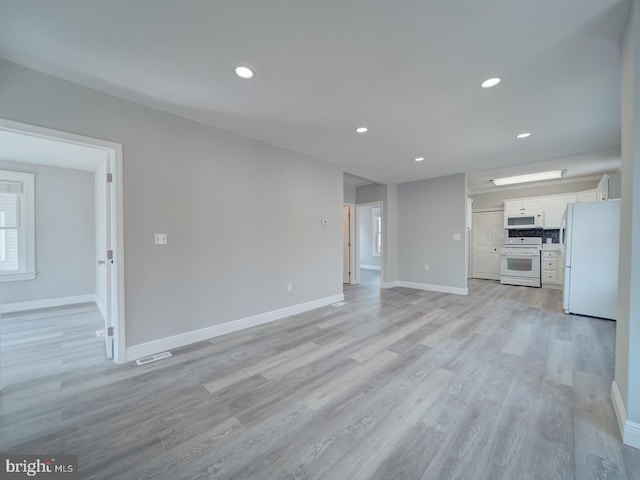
left=542, top=250, right=564, bottom=288
left=504, top=198, right=543, bottom=213
left=543, top=194, right=576, bottom=229
left=504, top=188, right=600, bottom=230
left=596, top=174, right=610, bottom=201
left=577, top=190, right=597, bottom=202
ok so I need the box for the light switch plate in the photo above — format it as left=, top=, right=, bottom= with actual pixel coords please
left=154, top=233, right=168, bottom=245
left=453, top=233, right=461, bottom=241
left=321, top=218, right=329, bottom=226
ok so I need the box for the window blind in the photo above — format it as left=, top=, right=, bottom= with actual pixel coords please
left=0, top=180, right=22, bottom=194
left=0, top=191, right=19, bottom=269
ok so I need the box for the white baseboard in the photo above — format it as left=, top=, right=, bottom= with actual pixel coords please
left=612, top=380, right=627, bottom=437
left=380, top=280, right=468, bottom=295
left=612, top=380, right=640, bottom=449
left=95, top=295, right=107, bottom=320
left=0, top=294, right=96, bottom=314
left=360, top=265, right=381, bottom=271
left=126, top=293, right=345, bottom=362
left=396, top=280, right=468, bottom=296
left=625, top=421, right=640, bottom=450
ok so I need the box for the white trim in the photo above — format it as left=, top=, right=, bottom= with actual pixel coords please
left=126, top=293, right=345, bottom=362
left=360, top=265, right=381, bottom=271
left=0, top=271, right=36, bottom=283
left=110, top=143, right=126, bottom=364
left=95, top=294, right=107, bottom=320
left=344, top=203, right=356, bottom=285
left=472, top=208, right=505, bottom=213
left=625, top=421, right=640, bottom=450
left=0, top=294, right=96, bottom=314
left=394, top=280, right=468, bottom=295
left=612, top=380, right=640, bottom=449
left=612, top=380, right=627, bottom=436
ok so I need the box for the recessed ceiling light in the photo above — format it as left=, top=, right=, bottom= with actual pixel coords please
left=516, top=132, right=532, bottom=139
left=234, top=66, right=255, bottom=79
left=492, top=170, right=564, bottom=186
left=355, top=127, right=369, bottom=134
left=414, top=157, right=425, bottom=162
left=480, top=77, right=502, bottom=88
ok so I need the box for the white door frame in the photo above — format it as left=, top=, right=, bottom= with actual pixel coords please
left=343, top=203, right=356, bottom=285
left=0, top=118, right=127, bottom=364
left=354, top=201, right=383, bottom=286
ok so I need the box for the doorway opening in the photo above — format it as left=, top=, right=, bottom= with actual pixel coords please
left=0, top=119, right=125, bottom=383
left=355, top=202, right=383, bottom=288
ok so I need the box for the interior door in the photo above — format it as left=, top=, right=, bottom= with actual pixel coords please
left=343, top=205, right=351, bottom=283
left=472, top=211, right=504, bottom=280
left=104, top=163, right=114, bottom=359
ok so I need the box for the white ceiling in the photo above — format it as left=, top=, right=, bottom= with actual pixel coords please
left=0, top=130, right=105, bottom=172
left=0, top=0, right=629, bottom=188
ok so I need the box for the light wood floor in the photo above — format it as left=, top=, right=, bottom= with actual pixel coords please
left=1, top=278, right=639, bottom=479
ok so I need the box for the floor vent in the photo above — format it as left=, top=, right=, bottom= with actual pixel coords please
left=331, top=302, right=346, bottom=307
left=136, top=351, right=173, bottom=366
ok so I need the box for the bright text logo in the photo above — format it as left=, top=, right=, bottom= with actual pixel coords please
left=0, top=455, right=77, bottom=479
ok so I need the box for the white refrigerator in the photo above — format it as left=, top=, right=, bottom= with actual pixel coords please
left=561, top=200, right=620, bottom=320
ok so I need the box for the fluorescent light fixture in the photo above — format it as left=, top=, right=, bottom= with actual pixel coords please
left=355, top=127, right=369, bottom=134
left=516, top=132, right=532, bottom=139
left=234, top=66, right=255, bottom=79
left=480, top=77, right=502, bottom=88
left=492, top=170, right=564, bottom=186
left=414, top=157, right=425, bottom=162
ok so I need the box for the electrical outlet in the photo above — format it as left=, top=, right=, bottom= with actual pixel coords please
left=321, top=218, right=329, bottom=226
left=424, top=264, right=429, bottom=271
left=287, top=282, right=293, bottom=292
left=453, top=233, right=461, bottom=241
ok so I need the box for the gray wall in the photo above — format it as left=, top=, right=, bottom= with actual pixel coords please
left=469, top=179, right=600, bottom=210
left=343, top=184, right=355, bottom=204
left=385, top=183, right=399, bottom=282
left=0, top=59, right=343, bottom=347
left=616, top=0, right=640, bottom=428
left=356, top=183, right=386, bottom=205
left=0, top=159, right=94, bottom=304
left=358, top=204, right=381, bottom=268
left=398, top=173, right=467, bottom=290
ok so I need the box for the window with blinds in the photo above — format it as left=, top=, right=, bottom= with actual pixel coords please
left=0, top=170, right=35, bottom=282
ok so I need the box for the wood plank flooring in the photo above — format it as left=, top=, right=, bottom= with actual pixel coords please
left=1, top=274, right=639, bottom=479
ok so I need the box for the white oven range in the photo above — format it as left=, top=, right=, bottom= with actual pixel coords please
left=500, top=237, right=542, bottom=287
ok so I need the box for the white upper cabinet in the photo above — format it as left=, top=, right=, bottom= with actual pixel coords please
left=596, top=174, right=610, bottom=201
left=505, top=188, right=600, bottom=230
left=504, top=198, right=543, bottom=214
left=543, top=194, right=576, bottom=228
left=577, top=190, right=597, bottom=202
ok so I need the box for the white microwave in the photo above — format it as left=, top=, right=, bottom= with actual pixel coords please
left=504, top=210, right=544, bottom=229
